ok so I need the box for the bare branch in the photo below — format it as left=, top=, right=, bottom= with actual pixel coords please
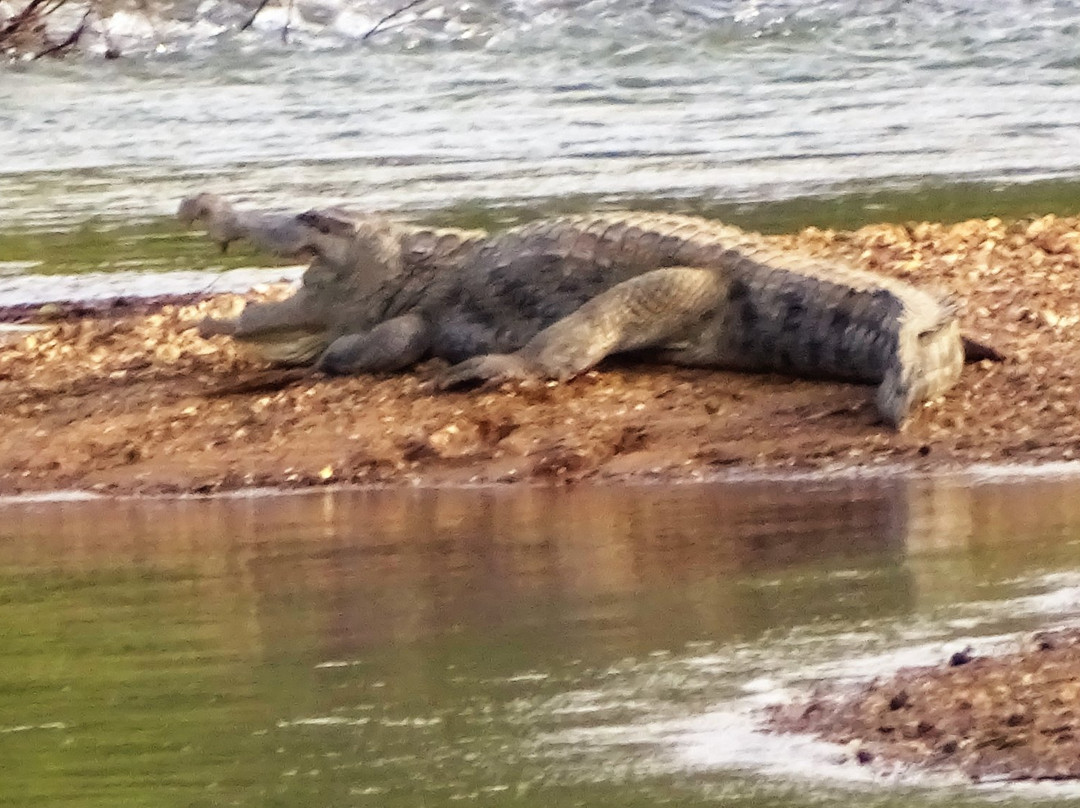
left=281, top=0, right=294, bottom=43
left=238, top=0, right=295, bottom=44
left=239, top=0, right=274, bottom=32
left=34, top=5, right=92, bottom=58
left=361, top=0, right=431, bottom=42
left=0, top=0, right=54, bottom=41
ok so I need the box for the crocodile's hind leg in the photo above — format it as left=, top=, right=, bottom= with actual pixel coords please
left=317, top=313, right=434, bottom=375
left=438, top=267, right=724, bottom=388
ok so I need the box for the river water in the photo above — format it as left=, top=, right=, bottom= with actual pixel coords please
left=4, top=471, right=1080, bottom=805
left=5, top=6, right=1080, bottom=803
left=4, top=0, right=1080, bottom=234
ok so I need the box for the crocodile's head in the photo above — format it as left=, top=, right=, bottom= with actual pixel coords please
left=182, top=196, right=406, bottom=364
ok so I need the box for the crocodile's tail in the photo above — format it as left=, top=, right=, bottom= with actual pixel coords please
left=875, top=298, right=964, bottom=428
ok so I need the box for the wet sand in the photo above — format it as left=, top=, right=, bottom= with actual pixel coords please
left=1, top=213, right=1079, bottom=496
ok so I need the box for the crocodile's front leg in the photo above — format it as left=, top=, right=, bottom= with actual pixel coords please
left=197, top=285, right=337, bottom=365
left=439, top=267, right=724, bottom=387
left=199, top=286, right=327, bottom=338
left=317, top=313, right=434, bottom=375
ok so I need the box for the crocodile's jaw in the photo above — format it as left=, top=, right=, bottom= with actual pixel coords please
left=234, top=328, right=330, bottom=366
left=227, top=289, right=335, bottom=366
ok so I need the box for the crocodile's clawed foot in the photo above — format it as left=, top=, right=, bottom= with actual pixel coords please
left=196, top=316, right=238, bottom=338
left=437, top=354, right=542, bottom=391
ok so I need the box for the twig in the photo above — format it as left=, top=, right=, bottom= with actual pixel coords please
left=239, top=0, right=294, bottom=42
left=34, top=4, right=91, bottom=58
left=0, top=0, right=52, bottom=41
left=1, top=0, right=47, bottom=26
left=281, top=0, right=294, bottom=43
left=41, top=0, right=71, bottom=16
left=239, top=0, right=274, bottom=32
left=361, top=0, right=430, bottom=41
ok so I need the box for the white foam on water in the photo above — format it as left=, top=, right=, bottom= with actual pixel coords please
left=536, top=580, right=1080, bottom=798
left=0, top=265, right=303, bottom=306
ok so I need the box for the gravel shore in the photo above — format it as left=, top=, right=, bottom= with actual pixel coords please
left=1, top=214, right=1078, bottom=496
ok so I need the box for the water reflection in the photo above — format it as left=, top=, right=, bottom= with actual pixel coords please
left=3, top=472, right=1080, bottom=650
left=3, top=474, right=1080, bottom=806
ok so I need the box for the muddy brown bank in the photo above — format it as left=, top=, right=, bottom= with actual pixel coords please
left=766, top=628, right=1080, bottom=782
left=1, top=213, right=1080, bottom=496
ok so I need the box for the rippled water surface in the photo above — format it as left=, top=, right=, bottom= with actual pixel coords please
left=6, top=9, right=1080, bottom=802
left=4, top=472, right=1080, bottom=806
left=5, top=0, right=1080, bottom=233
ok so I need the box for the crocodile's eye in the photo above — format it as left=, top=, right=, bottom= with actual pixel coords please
left=297, top=210, right=355, bottom=237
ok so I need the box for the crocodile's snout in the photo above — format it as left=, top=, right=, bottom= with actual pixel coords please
left=178, top=193, right=226, bottom=226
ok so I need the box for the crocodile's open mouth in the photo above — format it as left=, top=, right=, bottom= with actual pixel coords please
left=235, top=329, right=329, bottom=366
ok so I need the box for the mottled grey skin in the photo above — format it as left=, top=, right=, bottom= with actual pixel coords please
left=180, top=195, right=965, bottom=428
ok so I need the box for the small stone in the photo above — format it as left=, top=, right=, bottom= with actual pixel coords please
left=36, top=303, right=64, bottom=321
left=949, top=648, right=974, bottom=667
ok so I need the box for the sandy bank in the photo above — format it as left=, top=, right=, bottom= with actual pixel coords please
left=1, top=213, right=1078, bottom=496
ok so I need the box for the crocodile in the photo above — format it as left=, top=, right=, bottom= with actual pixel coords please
left=180, top=195, right=968, bottom=428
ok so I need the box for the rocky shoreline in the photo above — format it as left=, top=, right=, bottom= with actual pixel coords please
left=1, top=213, right=1080, bottom=496
left=766, top=628, right=1080, bottom=782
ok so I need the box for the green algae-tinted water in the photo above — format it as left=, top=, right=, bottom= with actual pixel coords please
left=4, top=474, right=1080, bottom=807
left=4, top=176, right=1080, bottom=282
left=0, top=220, right=287, bottom=276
